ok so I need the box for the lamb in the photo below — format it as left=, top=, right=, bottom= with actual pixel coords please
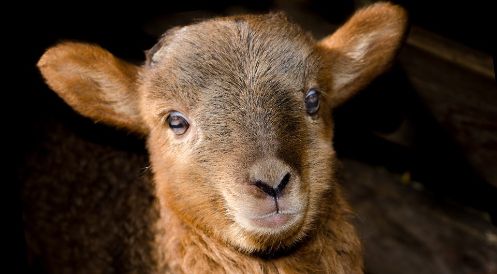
left=30, top=3, right=407, bottom=273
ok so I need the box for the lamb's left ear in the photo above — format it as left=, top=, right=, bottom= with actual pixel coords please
left=318, top=2, right=408, bottom=108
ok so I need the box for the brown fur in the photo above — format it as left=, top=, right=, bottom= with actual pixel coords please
left=32, top=3, right=407, bottom=273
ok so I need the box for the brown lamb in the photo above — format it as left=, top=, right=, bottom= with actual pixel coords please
left=30, top=3, right=407, bottom=273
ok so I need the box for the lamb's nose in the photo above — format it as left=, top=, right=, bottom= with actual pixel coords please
left=253, top=173, right=291, bottom=198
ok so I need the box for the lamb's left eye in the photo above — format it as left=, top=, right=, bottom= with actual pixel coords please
left=305, top=89, right=320, bottom=115
left=166, top=111, right=189, bottom=135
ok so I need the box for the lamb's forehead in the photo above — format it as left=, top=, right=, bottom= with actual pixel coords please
left=147, top=13, right=319, bottom=100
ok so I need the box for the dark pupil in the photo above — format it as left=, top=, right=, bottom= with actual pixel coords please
left=305, top=90, right=319, bottom=115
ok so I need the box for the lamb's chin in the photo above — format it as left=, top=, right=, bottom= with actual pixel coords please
left=221, top=214, right=307, bottom=254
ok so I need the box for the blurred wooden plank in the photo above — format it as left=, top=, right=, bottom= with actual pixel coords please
left=340, top=159, right=497, bottom=274
left=406, top=26, right=495, bottom=80
left=398, top=41, right=497, bottom=188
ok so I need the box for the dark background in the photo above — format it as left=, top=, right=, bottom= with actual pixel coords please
left=9, top=1, right=497, bottom=273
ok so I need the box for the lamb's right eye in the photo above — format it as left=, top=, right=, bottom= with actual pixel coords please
left=166, top=111, right=189, bottom=135
left=305, top=88, right=320, bottom=115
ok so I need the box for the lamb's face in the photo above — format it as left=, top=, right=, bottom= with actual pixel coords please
left=35, top=6, right=406, bottom=257
left=140, top=15, right=336, bottom=253
left=37, top=2, right=406, bottom=255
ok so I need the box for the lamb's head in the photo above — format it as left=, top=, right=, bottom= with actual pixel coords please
left=37, top=3, right=406, bottom=254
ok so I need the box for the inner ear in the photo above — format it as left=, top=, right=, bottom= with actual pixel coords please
left=146, top=26, right=184, bottom=67
left=318, top=3, right=408, bottom=108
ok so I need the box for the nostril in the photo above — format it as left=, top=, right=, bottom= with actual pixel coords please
left=254, top=180, right=277, bottom=197
left=252, top=172, right=291, bottom=198
left=275, top=173, right=291, bottom=197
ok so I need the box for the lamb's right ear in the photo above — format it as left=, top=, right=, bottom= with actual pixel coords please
left=37, top=42, right=147, bottom=134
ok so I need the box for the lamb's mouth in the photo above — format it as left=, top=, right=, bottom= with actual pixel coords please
left=234, top=209, right=304, bottom=234
left=249, top=211, right=300, bottom=229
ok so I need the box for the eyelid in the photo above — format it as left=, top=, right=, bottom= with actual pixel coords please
left=306, top=87, right=319, bottom=93
left=305, top=88, right=320, bottom=100
left=158, top=108, right=189, bottom=122
left=168, top=111, right=187, bottom=120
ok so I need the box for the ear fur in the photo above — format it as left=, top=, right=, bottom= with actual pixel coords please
left=318, top=2, right=408, bottom=108
left=37, top=42, right=147, bottom=134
